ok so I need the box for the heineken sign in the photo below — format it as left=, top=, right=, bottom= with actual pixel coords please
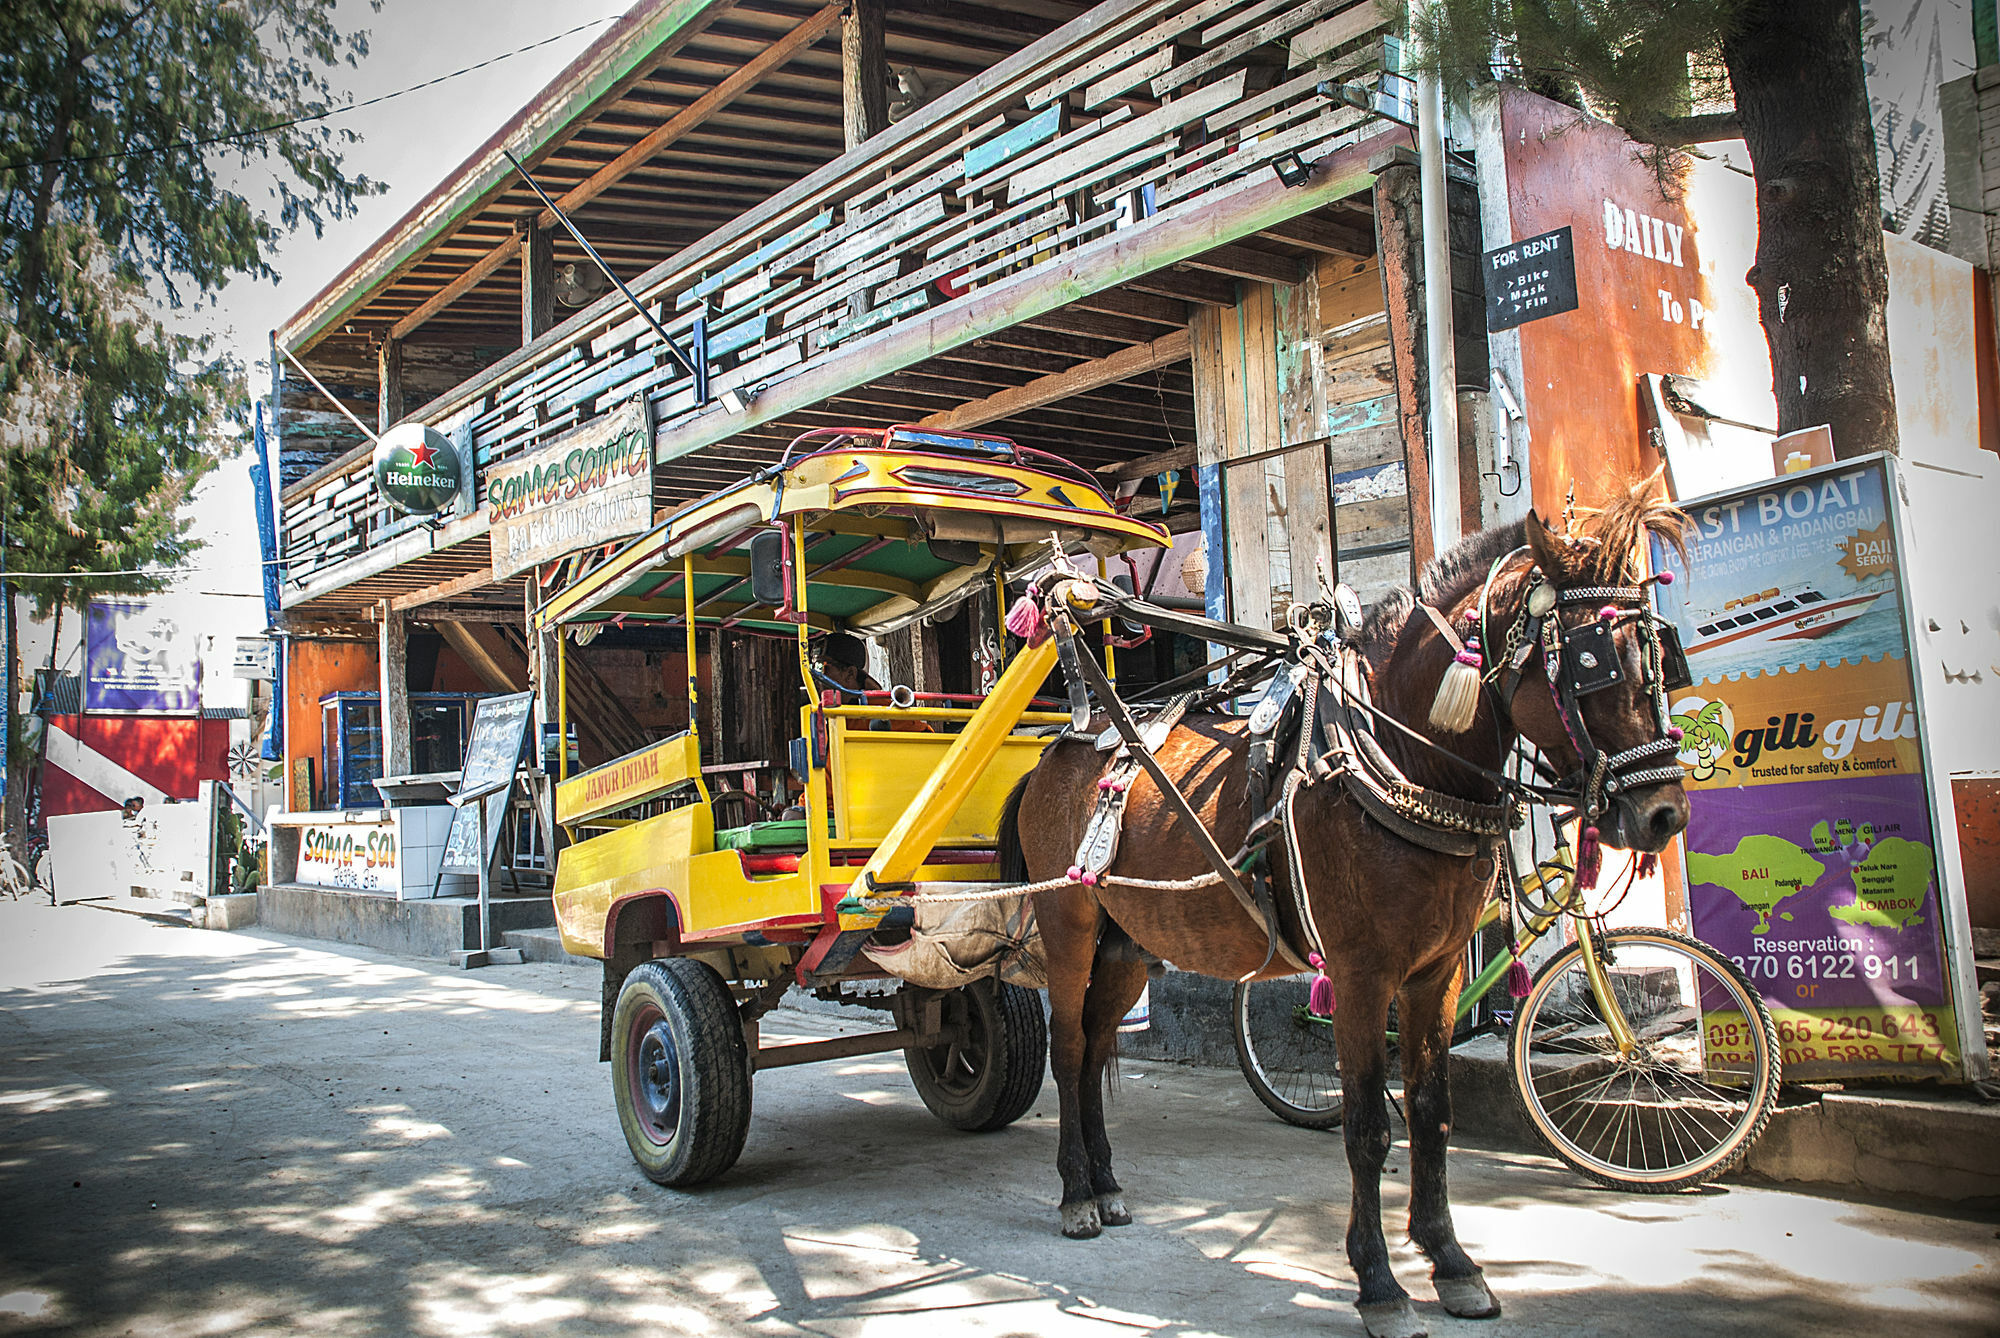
left=486, top=397, right=654, bottom=579
left=373, top=423, right=463, bottom=515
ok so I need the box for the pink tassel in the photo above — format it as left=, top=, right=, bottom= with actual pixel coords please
left=1637, top=852, right=1658, bottom=879
left=1307, top=952, right=1336, bottom=1017
left=1575, top=825, right=1602, bottom=890
left=1005, top=592, right=1047, bottom=644
left=1506, top=958, right=1532, bottom=999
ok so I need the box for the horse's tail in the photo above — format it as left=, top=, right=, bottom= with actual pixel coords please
left=996, top=769, right=1033, bottom=885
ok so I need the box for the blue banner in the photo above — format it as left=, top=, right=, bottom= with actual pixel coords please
left=252, top=404, right=285, bottom=760
left=84, top=601, right=200, bottom=714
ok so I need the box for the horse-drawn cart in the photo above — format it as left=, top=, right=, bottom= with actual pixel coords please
left=543, top=428, right=1772, bottom=1337
left=536, top=426, right=1172, bottom=1185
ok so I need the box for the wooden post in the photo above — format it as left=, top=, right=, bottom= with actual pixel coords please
left=840, top=0, right=888, bottom=149
left=520, top=222, right=555, bottom=345
left=377, top=336, right=403, bottom=434
left=378, top=599, right=412, bottom=779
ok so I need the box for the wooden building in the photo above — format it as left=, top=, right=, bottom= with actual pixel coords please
left=269, top=0, right=1466, bottom=809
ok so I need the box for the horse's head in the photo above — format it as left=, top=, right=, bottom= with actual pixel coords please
left=1471, top=486, right=1693, bottom=854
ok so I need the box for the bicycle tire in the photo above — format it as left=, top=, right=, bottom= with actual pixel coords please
left=1509, top=927, right=1780, bottom=1192
left=1233, top=975, right=1343, bottom=1129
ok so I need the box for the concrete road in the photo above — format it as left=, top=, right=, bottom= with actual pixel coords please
left=1, top=900, right=1995, bottom=1338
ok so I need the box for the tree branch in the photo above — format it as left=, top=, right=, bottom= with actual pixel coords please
left=1625, top=110, right=1742, bottom=147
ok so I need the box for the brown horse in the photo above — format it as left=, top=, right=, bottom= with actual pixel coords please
left=998, top=493, right=1691, bottom=1338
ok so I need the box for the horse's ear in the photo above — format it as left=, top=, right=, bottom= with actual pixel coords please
left=1524, top=509, right=1572, bottom=578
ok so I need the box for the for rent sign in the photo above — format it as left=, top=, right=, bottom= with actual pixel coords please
left=487, top=397, right=654, bottom=578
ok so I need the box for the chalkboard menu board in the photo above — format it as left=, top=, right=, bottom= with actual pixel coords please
left=440, top=692, right=534, bottom=876
left=1483, top=225, right=1578, bottom=332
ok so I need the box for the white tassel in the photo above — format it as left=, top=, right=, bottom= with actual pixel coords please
left=1428, top=634, right=1484, bottom=734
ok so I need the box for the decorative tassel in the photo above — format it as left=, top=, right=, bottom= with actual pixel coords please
left=1506, top=957, right=1532, bottom=999
left=1575, top=825, right=1603, bottom=890
left=1005, top=590, right=1048, bottom=644
left=1307, top=952, right=1336, bottom=1017
left=1428, top=637, right=1483, bottom=735
left=1637, top=852, right=1659, bottom=879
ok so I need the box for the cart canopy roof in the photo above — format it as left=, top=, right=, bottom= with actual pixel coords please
left=534, top=427, right=1170, bottom=637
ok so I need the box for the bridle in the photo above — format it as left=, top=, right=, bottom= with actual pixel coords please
left=1469, top=549, right=1693, bottom=822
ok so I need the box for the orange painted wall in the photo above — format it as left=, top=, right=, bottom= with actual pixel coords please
left=284, top=639, right=378, bottom=809
left=1495, top=86, right=1767, bottom=514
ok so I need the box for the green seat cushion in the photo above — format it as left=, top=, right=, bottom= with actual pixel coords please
left=715, top=819, right=811, bottom=851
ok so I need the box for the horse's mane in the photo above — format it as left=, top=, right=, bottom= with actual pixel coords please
left=1353, top=522, right=1523, bottom=660
left=1350, top=478, right=1688, bottom=663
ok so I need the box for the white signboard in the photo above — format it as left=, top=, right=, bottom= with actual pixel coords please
left=486, top=397, right=653, bottom=579
left=232, top=637, right=276, bottom=680
left=296, top=821, right=399, bottom=892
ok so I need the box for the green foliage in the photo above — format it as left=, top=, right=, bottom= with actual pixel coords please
left=1412, top=0, right=1741, bottom=141
left=0, top=0, right=382, bottom=615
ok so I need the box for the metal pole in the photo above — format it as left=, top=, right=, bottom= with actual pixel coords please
left=275, top=343, right=379, bottom=443
left=500, top=148, right=706, bottom=397
left=475, top=797, right=491, bottom=955
left=1416, top=67, right=1462, bottom=554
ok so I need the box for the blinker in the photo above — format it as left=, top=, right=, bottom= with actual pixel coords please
left=1657, top=621, right=1694, bottom=692
left=1564, top=620, right=1623, bottom=695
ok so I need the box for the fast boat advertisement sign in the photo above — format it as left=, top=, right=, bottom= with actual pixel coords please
left=1652, top=456, right=1976, bottom=1081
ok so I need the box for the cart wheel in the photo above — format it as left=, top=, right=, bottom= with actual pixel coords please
left=612, top=958, right=751, bottom=1187
left=905, top=978, right=1047, bottom=1132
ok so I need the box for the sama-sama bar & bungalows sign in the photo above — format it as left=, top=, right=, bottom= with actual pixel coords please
left=1651, top=456, right=1974, bottom=1081
left=487, top=397, right=654, bottom=579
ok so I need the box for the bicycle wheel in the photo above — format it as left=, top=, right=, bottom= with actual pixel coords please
left=1510, top=928, right=1779, bottom=1192
left=1233, top=976, right=1343, bottom=1129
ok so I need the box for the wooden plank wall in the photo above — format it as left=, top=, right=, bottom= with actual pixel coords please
left=1189, top=250, right=1412, bottom=629
left=281, top=0, right=1401, bottom=597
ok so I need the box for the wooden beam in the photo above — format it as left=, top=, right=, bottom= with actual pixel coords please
left=1097, top=442, right=1195, bottom=482
left=841, top=0, right=888, bottom=148
left=377, top=338, right=403, bottom=432
left=1258, top=213, right=1375, bottom=257
left=919, top=328, right=1191, bottom=431
left=408, top=606, right=525, bottom=624
left=389, top=241, right=517, bottom=341
left=521, top=222, right=554, bottom=343
left=379, top=599, right=412, bottom=776
left=388, top=3, right=841, bottom=344
left=389, top=566, right=497, bottom=612
left=550, top=3, right=842, bottom=223
left=1177, top=243, right=1309, bottom=286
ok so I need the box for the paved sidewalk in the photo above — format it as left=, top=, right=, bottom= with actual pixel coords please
left=2, top=899, right=1995, bottom=1337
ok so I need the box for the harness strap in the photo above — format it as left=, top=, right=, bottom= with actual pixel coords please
left=1056, top=606, right=1307, bottom=974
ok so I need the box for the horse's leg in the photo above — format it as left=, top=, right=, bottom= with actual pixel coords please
left=1076, top=941, right=1148, bottom=1226
left=1398, top=956, right=1500, bottom=1319
left=1334, top=974, right=1425, bottom=1338
left=1036, top=888, right=1110, bottom=1238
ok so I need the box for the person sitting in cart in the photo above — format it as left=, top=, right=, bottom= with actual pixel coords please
left=816, top=634, right=930, bottom=732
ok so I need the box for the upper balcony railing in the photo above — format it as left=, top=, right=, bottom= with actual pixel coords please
left=279, top=0, right=1403, bottom=600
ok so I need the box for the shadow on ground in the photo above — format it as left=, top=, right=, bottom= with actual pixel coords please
left=1, top=908, right=1995, bottom=1337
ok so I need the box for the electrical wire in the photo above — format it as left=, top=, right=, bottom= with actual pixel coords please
left=0, top=17, right=617, bottom=175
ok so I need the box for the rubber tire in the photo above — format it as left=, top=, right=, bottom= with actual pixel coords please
left=611, top=958, right=752, bottom=1187
left=905, top=978, right=1048, bottom=1132
left=1509, top=928, right=1780, bottom=1193
left=1232, top=977, right=1345, bottom=1130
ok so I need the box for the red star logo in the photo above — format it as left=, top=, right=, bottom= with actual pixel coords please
left=406, top=439, right=437, bottom=467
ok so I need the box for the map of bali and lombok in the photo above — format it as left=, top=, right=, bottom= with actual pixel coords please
left=1651, top=459, right=1957, bottom=1075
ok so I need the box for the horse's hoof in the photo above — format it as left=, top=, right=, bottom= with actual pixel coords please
left=1356, top=1299, right=1426, bottom=1338
left=1060, top=1200, right=1102, bottom=1239
left=1435, top=1269, right=1500, bottom=1319
left=1095, top=1193, right=1132, bottom=1226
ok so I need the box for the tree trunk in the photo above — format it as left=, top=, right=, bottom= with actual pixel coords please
left=1722, top=0, right=1898, bottom=458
